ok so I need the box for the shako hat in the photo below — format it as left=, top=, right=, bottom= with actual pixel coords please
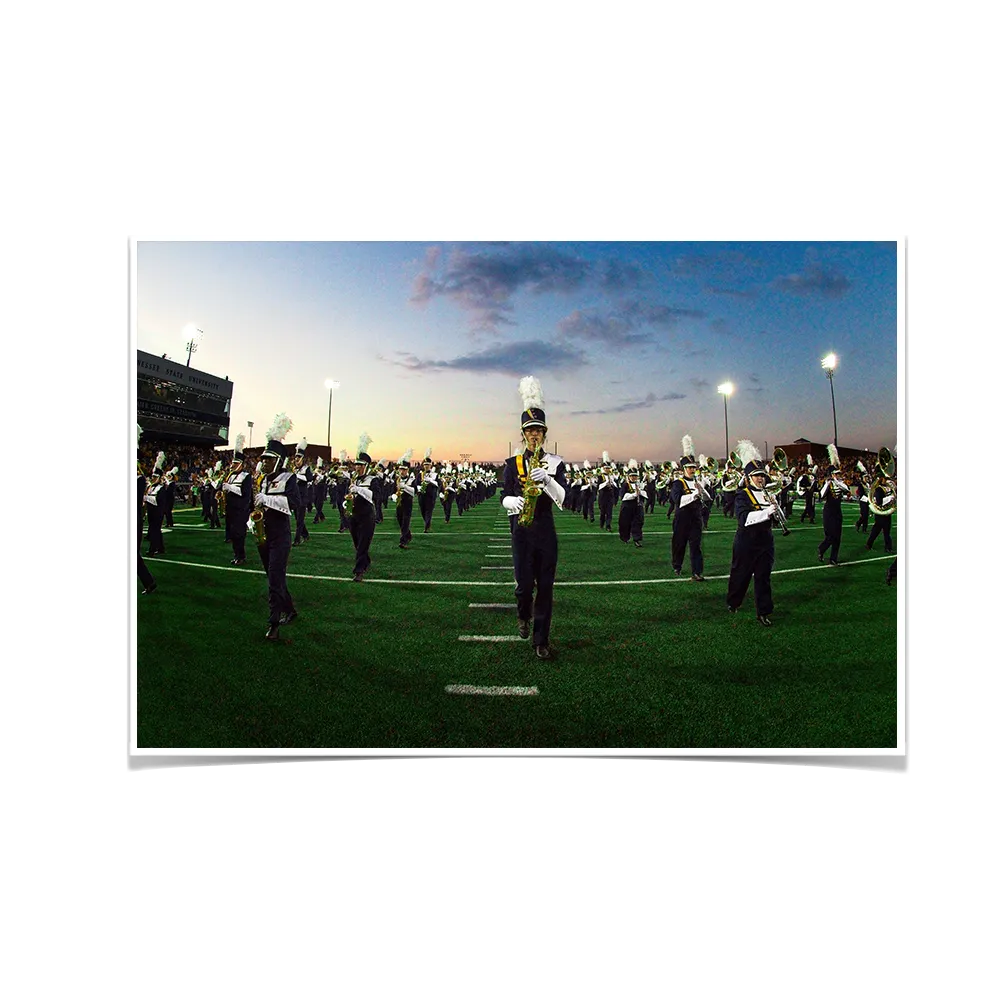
left=744, top=459, right=767, bottom=478
left=262, top=413, right=293, bottom=461
left=518, top=375, right=547, bottom=431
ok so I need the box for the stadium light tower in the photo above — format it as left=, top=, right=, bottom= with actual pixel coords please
left=717, top=381, right=734, bottom=457
left=247, top=420, right=254, bottom=451
left=325, top=378, right=341, bottom=448
left=182, top=323, right=203, bottom=367
left=821, top=352, right=839, bottom=446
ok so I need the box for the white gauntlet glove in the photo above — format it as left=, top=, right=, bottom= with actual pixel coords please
left=502, top=496, right=525, bottom=515
left=529, top=467, right=550, bottom=485
left=254, top=492, right=265, bottom=507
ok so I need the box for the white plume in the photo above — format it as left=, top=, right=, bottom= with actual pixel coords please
left=358, top=432, right=372, bottom=456
left=628, top=458, right=638, bottom=469
left=697, top=453, right=706, bottom=467
left=736, top=439, right=762, bottom=467
left=424, top=446, right=432, bottom=461
left=170, top=467, right=179, bottom=477
left=827, top=443, right=840, bottom=469
left=213, top=460, right=222, bottom=473
left=602, top=450, right=610, bottom=464
left=316, top=457, right=324, bottom=469
left=670, top=460, right=678, bottom=470
left=856, top=460, right=867, bottom=473
left=297, top=437, right=307, bottom=453
left=235, top=433, right=245, bottom=453
left=518, top=375, right=544, bottom=410
left=682, top=434, right=694, bottom=457
left=154, top=451, right=165, bottom=471
left=573, top=463, right=579, bottom=471
left=400, top=448, right=413, bottom=464
left=584, top=460, right=591, bottom=469
left=137, top=423, right=143, bottom=442
left=644, top=460, right=653, bottom=469
left=266, top=412, right=293, bottom=444
left=338, top=449, right=347, bottom=462
left=806, top=453, right=813, bottom=467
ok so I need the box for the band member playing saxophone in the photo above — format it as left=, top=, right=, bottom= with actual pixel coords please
left=501, top=375, right=568, bottom=660
left=255, top=414, right=302, bottom=642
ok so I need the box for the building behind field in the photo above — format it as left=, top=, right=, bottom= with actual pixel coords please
left=777, top=438, right=883, bottom=470
left=137, top=350, right=234, bottom=446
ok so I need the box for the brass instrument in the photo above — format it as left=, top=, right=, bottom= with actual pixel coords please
left=761, top=449, right=791, bottom=536
left=518, top=448, right=545, bottom=526
left=250, top=472, right=266, bottom=545
left=868, top=446, right=897, bottom=516
left=217, top=480, right=227, bottom=516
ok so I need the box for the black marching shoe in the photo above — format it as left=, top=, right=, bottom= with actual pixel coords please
left=818, top=553, right=825, bottom=563
left=757, top=615, right=772, bottom=627
left=692, top=574, right=705, bottom=582
left=535, top=644, right=552, bottom=660
left=634, top=540, right=643, bottom=548
left=517, top=619, right=530, bottom=639
left=141, top=581, right=158, bottom=595
left=352, top=573, right=364, bottom=583
left=727, top=604, right=737, bottom=613
left=278, top=610, right=298, bottom=626
left=264, top=625, right=280, bottom=641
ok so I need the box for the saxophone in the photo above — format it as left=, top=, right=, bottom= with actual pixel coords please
left=250, top=472, right=266, bottom=545
left=344, top=472, right=357, bottom=518
left=518, top=448, right=545, bottom=526
left=217, top=477, right=227, bottom=516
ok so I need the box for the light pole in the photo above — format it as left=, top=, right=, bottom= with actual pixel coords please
left=325, top=379, right=341, bottom=448
left=182, top=323, right=203, bottom=366
left=717, top=382, right=734, bottom=457
left=247, top=420, right=254, bottom=451
left=821, top=353, right=839, bottom=446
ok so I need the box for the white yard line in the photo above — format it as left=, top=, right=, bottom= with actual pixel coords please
left=468, top=603, right=517, bottom=609
left=457, top=635, right=527, bottom=642
left=445, top=685, right=538, bottom=696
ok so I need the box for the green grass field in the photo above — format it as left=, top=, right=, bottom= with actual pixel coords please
left=135, top=497, right=898, bottom=750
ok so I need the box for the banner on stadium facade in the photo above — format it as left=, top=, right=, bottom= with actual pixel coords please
left=137, top=350, right=234, bottom=399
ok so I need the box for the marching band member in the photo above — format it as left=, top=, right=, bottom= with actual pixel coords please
left=720, top=462, right=740, bottom=518
left=373, top=459, right=388, bottom=523
left=618, top=459, right=646, bottom=547
left=292, top=438, right=312, bottom=546
left=222, top=434, right=252, bottom=566
left=726, top=446, right=778, bottom=626
left=207, top=461, right=222, bottom=530
left=312, top=457, right=327, bottom=524
left=644, top=461, right=657, bottom=515
left=598, top=451, right=616, bottom=531
left=664, top=462, right=680, bottom=519
left=136, top=426, right=156, bottom=594
left=854, top=461, right=871, bottom=534
left=255, top=413, right=301, bottom=642
left=670, top=437, right=708, bottom=581
left=347, top=433, right=377, bottom=582
left=866, top=478, right=895, bottom=553
left=698, top=455, right=715, bottom=528
left=818, top=444, right=849, bottom=566
left=163, top=466, right=178, bottom=527
left=501, top=375, right=568, bottom=660
left=334, top=450, right=350, bottom=532
left=581, top=460, right=596, bottom=522
left=418, top=448, right=438, bottom=533
left=395, top=448, right=417, bottom=549
left=144, top=451, right=168, bottom=556
left=441, top=463, right=459, bottom=522
left=796, top=460, right=818, bottom=523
